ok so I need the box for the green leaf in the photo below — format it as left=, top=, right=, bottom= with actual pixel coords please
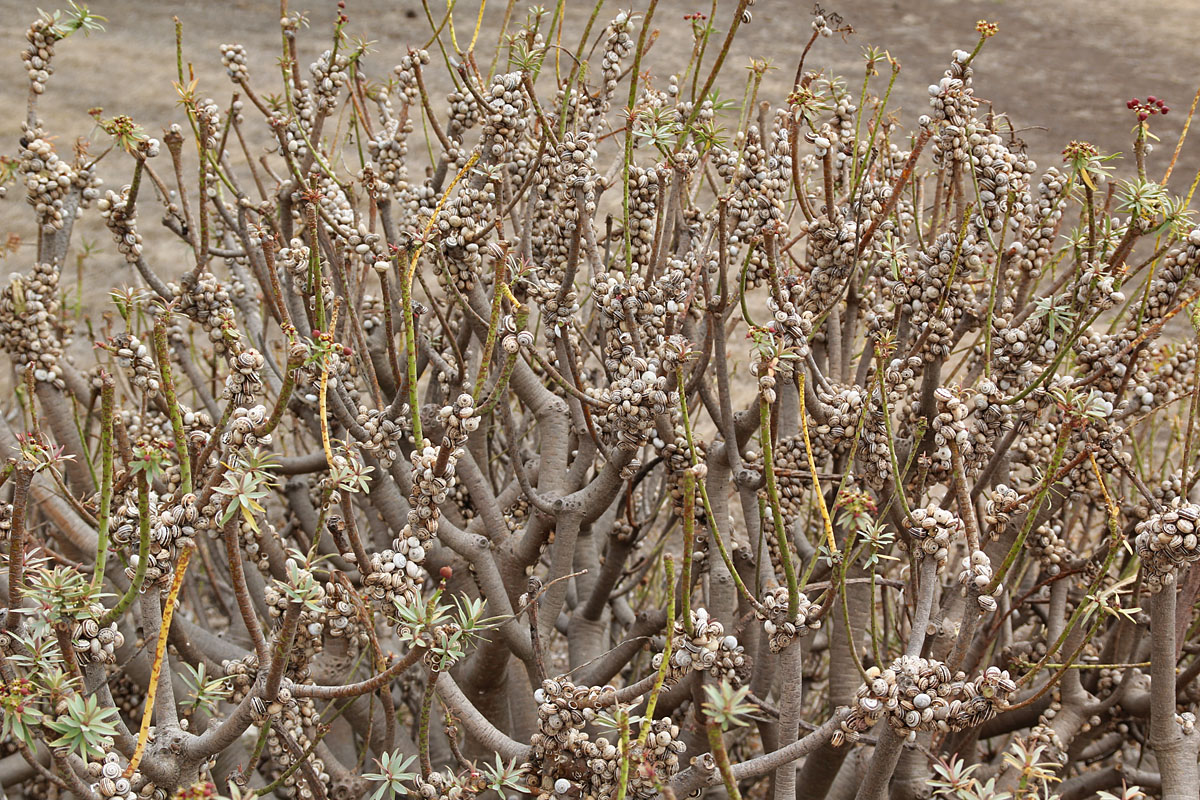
left=43, top=694, right=121, bottom=760
left=363, top=751, right=420, bottom=799
left=701, top=681, right=758, bottom=730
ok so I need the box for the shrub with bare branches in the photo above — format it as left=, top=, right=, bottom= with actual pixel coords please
left=0, top=3, right=1198, bottom=800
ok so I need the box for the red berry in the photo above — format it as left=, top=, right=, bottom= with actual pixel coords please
left=1162, top=107, right=1170, bottom=115
left=1148, top=95, right=1157, bottom=103
left=1127, top=99, right=1138, bottom=109
left=440, top=565, right=453, bottom=579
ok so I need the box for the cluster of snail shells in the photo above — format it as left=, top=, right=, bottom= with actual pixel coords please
left=222, top=653, right=261, bottom=698
left=174, top=271, right=234, bottom=334
left=592, top=267, right=688, bottom=349
left=1030, top=520, right=1071, bottom=576
left=263, top=698, right=328, bottom=799
left=1007, top=166, right=1065, bottom=280
left=391, top=49, right=427, bottom=105
left=805, top=210, right=861, bottom=297
left=219, top=42, right=248, bottom=81
left=265, top=576, right=327, bottom=639
left=597, top=353, right=674, bottom=452
left=136, top=494, right=200, bottom=587
left=342, top=225, right=386, bottom=275
left=765, top=294, right=815, bottom=354
left=757, top=587, right=822, bottom=653
left=901, top=503, right=964, bottom=570
left=366, top=541, right=425, bottom=604
left=310, top=48, right=350, bottom=111
left=323, top=580, right=368, bottom=649
left=113, top=489, right=189, bottom=584
left=651, top=608, right=734, bottom=683
left=365, top=498, right=432, bottom=611
left=356, top=407, right=407, bottom=466
left=625, top=718, right=687, bottom=796
left=931, top=386, right=973, bottom=461
left=86, top=752, right=144, bottom=800
left=182, top=408, right=214, bottom=456
left=398, top=399, right=471, bottom=541
left=500, top=313, right=535, bottom=355
left=23, top=18, right=59, bottom=93
left=531, top=677, right=605, bottom=751
left=1145, top=229, right=1200, bottom=320
left=250, top=678, right=296, bottom=723
left=815, top=384, right=867, bottom=441
left=438, top=394, right=481, bottom=442
left=594, top=12, right=635, bottom=106
left=220, top=404, right=270, bottom=450
left=856, top=409, right=897, bottom=490
left=409, top=445, right=453, bottom=515
left=193, top=98, right=221, bottom=152
left=97, top=188, right=143, bottom=264
left=957, top=551, right=1001, bottom=611
left=928, top=55, right=978, bottom=151
left=0, top=261, right=67, bottom=388
left=552, top=132, right=597, bottom=208
left=969, top=380, right=1011, bottom=463
left=72, top=605, right=125, bottom=665
left=624, top=165, right=661, bottom=268
left=280, top=106, right=311, bottom=158
left=431, top=180, right=491, bottom=264
left=579, top=740, right=625, bottom=799
left=109, top=332, right=160, bottom=396
left=840, top=657, right=1016, bottom=745
left=530, top=690, right=682, bottom=800
left=277, top=238, right=312, bottom=282
left=226, top=348, right=265, bottom=407
left=707, top=633, right=748, bottom=684
left=1133, top=501, right=1200, bottom=592
left=1027, top=721, right=1069, bottom=765
left=20, top=125, right=75, bottom=231
left=1135, top=342, right=1198, bottom=419
left=537, top=685, right=683, bottom=797
left=444, top=87, right=480, bottom=142
left=312, top=173, right=356, bottom=231
left=762, top=448, right=821, bottom=525
left=893, top=233, right=963, bottom=329
left=967, top=132, right=1030, bottom=234
left=1126, top=470, right=1183, bottom=524
left=412, top=770, right=470, bottom=800
left=481, top=71, right=529, bottom=152
left=368, top=119, right=413, bottom=191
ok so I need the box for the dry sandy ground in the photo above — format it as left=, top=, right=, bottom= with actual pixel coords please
left=0, top=0, right=1199, bottom=291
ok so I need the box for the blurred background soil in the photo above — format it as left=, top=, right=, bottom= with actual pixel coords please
left=0, top=0, right=1198, bottom=303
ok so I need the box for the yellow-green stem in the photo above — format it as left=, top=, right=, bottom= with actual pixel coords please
left=92, top=374, right=115, bottom=591
left=153, top=316, right=192, bottom=494
left=760, top=397, right=800, bottom=618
